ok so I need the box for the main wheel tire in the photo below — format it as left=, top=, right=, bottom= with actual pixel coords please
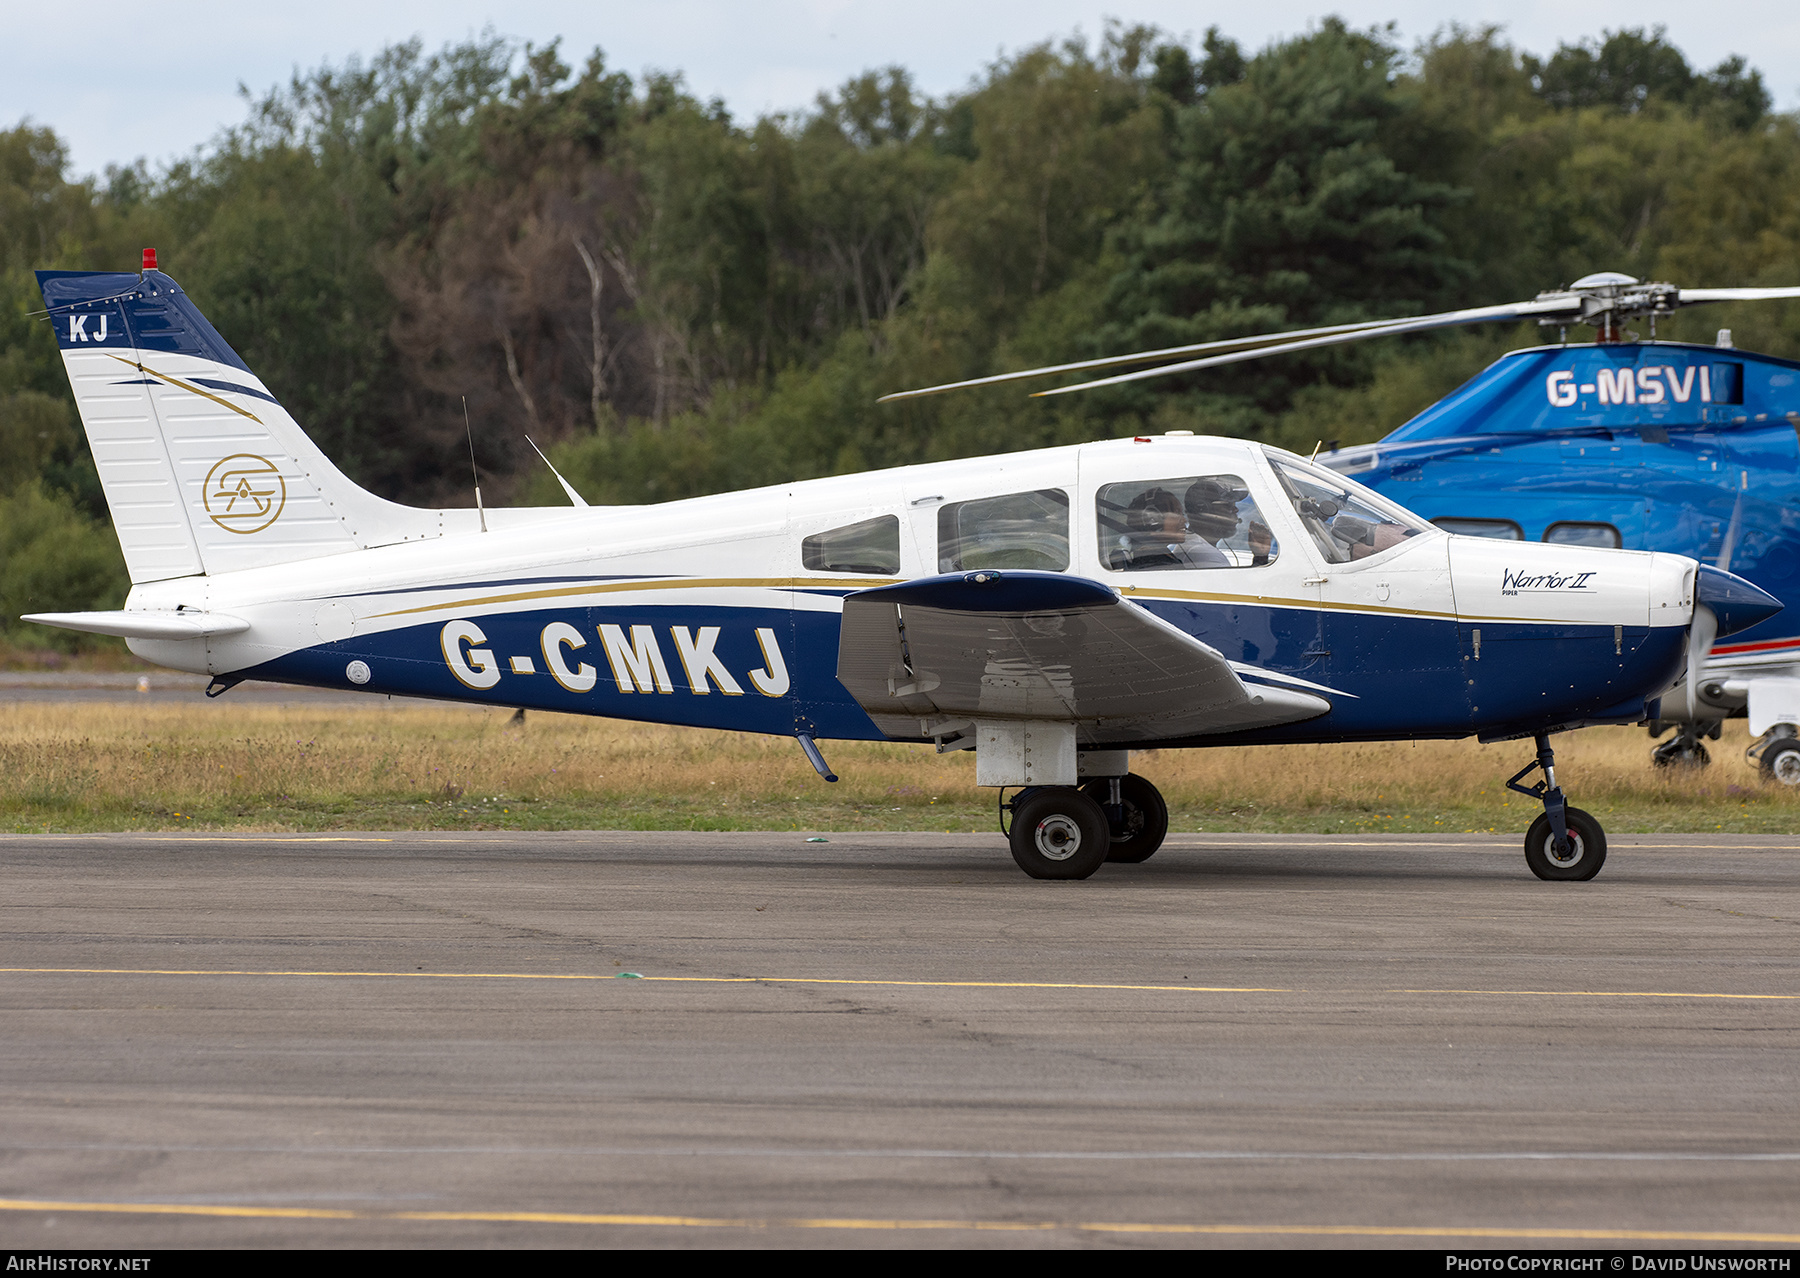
left=1081, top=774, right=1170, bottom=864
left=1761, top=739, right=1800, bottom=786
left=1008, top=788, right=1112, bottom=880
left=1523, top=807, right=1607, bottom=882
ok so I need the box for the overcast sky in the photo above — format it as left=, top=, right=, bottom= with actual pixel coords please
left=10, top=1, right=1799, bottom=178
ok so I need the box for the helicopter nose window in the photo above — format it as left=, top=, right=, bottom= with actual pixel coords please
left=802, top=515, right=901, bottom=574
left=937, top=488, right=1070, bottom=572
left=1270, top=457, right=1423, bottom=564
left=1544, top=521, right=1622, bottom=548
left=1096, top=475, right=1278, bottom=571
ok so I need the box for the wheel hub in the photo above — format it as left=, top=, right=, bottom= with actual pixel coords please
left=1545, top=832, right=1585, bottom=867
left=1033, top=814, right=1084, bottom=861
left=1772, top=749, right=1800, bottom=786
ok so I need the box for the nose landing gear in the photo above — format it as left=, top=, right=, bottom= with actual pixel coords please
left=1507, top=733, right=1607, bottom=881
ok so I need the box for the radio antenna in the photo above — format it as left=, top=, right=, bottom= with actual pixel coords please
left=463, top=396, right=487, bottom=533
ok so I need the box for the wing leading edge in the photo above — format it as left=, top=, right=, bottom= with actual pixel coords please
left=836, top=570, right=1330, bottom=744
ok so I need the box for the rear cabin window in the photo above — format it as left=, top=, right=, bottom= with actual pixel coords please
left=1096, top=475, right=1278, bottom=571
left=937, top=489, right=1069, bottom=572
left=1544, top=521, right=1622, bottom=548
left=1434, top=518, right=1524, bottom=540
left=802, top=515, right=901, bottom=574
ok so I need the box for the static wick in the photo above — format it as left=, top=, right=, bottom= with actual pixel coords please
left=464, top=396, right=486, bottom=533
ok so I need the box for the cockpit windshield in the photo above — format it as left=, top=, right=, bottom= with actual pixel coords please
left=1265, top=450, right=1434, bottom=565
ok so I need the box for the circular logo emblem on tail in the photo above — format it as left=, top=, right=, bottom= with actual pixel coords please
left=203, top=454, right=286, bottom=534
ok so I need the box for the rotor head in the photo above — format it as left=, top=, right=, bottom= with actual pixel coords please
left=1536, top=273, right=1680, bottom=341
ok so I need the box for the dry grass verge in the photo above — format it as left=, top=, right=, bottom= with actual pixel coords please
left=1, top=700, right=1794, bottom=835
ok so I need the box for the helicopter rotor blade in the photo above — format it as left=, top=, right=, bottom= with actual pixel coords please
left=1029, top=296, right=1582, bottom=398
left=1677, top=287, right=1800, bottom=305
left=874, top=317, right=1409, bottom=405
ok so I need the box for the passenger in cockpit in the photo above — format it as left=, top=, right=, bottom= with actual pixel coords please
left=1184, top=480, right=1271, bottom=566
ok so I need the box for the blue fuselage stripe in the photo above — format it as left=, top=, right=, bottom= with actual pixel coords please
left=241, top=597, right=1684, bottom=746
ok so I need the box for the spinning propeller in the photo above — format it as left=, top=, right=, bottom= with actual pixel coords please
left=878, top=272, right=1800, bottom=404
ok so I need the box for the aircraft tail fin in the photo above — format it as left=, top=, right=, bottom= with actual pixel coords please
left=36, top=264, right=446, bottom=584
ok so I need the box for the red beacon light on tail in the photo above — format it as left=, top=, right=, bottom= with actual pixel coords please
left=141, top=248, right=157, bottom=272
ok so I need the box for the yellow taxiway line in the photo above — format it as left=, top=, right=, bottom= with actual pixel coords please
left=1, top=967, right=1796, bottom=1001
left=1, top=1198, right=1798, bottom=1242
left=0, top=968, right=1284, bottom=994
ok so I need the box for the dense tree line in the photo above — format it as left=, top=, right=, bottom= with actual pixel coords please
left=3, top=21, right=1798, bottom=649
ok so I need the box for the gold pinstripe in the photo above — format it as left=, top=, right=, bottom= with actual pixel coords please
left=357, top=576, right=1639, bottom=631
left=105, top=352, right=264, bottom=424
left=368, top=577, right=904, bottom=620
left=1119, top=583, right=1634, bottom=627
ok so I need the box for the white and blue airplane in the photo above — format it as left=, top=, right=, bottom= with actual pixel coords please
left=26, top=253, right=1782, bottom=881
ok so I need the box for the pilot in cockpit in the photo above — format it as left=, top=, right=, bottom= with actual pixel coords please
left=1125, top=488, right=1227, bottom=567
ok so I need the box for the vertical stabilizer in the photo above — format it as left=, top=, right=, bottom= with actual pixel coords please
left=37, top=267, right=442, bottom=583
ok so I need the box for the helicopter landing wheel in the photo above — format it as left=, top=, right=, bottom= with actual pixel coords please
left=1652, top=734, right=1711, bottom=769
left=1524, top=807, right=1607, bottom=881
left=1761, top=738, right=1800, bottom=787
left=1008, top=787, right=1111, bottom=880
left=1080, top=773, right=1169, bottom=863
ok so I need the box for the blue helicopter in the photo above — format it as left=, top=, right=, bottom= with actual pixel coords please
left=886, top=272, right=1800, bottom=785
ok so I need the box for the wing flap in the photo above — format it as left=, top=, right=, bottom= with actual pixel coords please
left=837, top=571, right=1329, bottom=743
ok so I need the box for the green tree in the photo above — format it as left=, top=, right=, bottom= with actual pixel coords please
left=1093, top=20, right=1469, bottom=437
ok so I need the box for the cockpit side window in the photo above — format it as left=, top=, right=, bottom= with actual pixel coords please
left=802, top=514, right=902, bottom=574
left=1270, top=458, right=1424, bottom=565
left=937, top=488, right=1069, bottom=573
left=1096, top=475, right=1278, bottom=572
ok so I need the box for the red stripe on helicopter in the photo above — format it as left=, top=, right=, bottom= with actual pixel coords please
left=1711, top=636, right=1800, bottom=656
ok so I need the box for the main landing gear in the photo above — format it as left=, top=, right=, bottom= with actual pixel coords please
left=1507, top=733, right=1607, bottom=882
left=1002, top=774, right=1170, bottom=880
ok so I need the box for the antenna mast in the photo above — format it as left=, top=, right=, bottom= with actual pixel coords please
left=463, top=397, right=487, bottom=533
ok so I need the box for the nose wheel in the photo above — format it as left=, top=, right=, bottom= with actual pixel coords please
left=1524, top=806, right=1607, bottom=880
left=1508, top=733, right=1607, bottom=881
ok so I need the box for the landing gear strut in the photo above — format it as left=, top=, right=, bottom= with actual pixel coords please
left=1507, top=733, right=1607, bottom=882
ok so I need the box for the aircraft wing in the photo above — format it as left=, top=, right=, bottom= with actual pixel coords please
left=836, top=571, right=1330, bottom=744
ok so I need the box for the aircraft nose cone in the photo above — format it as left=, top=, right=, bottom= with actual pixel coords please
left=1696, top=565, right=1782, bottom=638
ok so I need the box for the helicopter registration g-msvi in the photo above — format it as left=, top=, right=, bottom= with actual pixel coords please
left=27, top=259, right=1782, bottom=881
